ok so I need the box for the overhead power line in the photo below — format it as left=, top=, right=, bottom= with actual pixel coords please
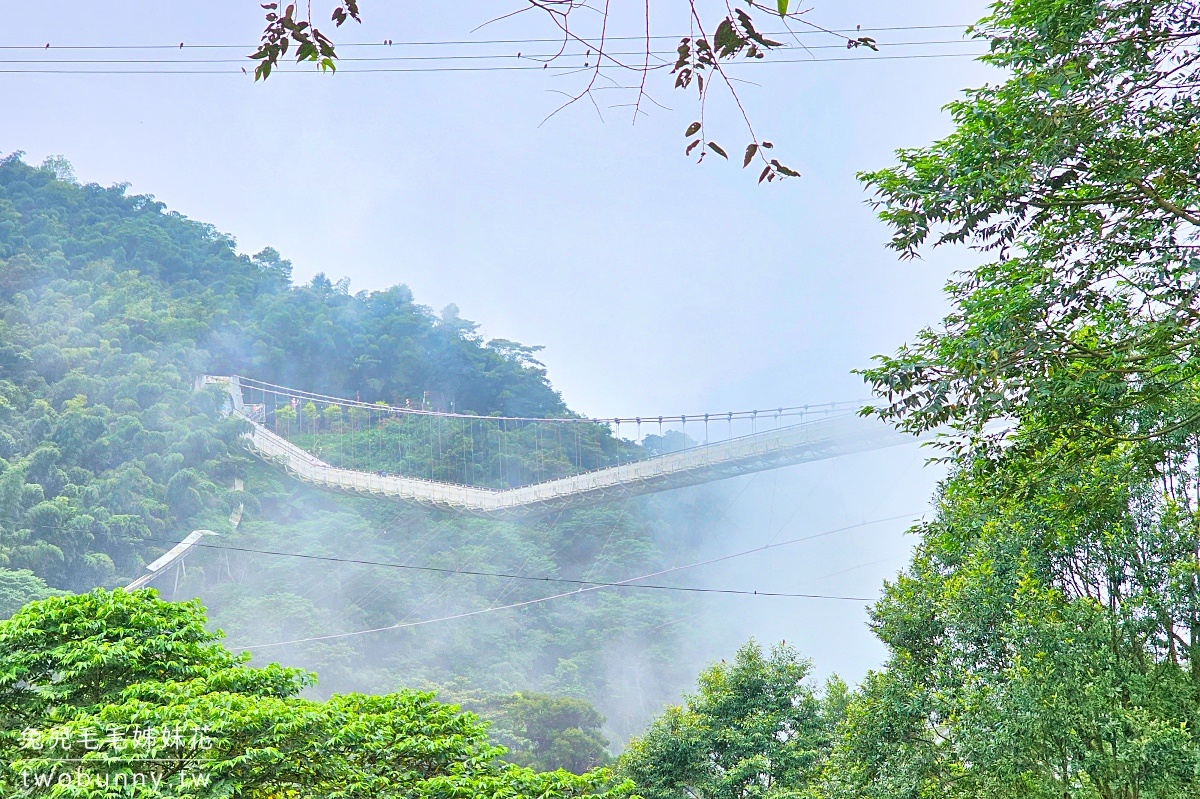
left=0, top=52, right=983, bottom=76
left=0, top=23, right=984, bottom=76
left=0, top=40, right=982, bottom=65
left=147, top=519, right=908, bottom=597
left=0, top=42, right=984, bottom=65
left=0, top=24, right=972, bottom=51
left=241, top=512, right=922, bottom=650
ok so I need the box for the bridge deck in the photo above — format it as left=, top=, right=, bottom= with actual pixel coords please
left=201, top=375, right=915, bottom=516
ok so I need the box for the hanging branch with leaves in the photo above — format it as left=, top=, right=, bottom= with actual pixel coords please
left=250, top=1, right=879, bottom=183
left=251, top=1, right=361, bottom=79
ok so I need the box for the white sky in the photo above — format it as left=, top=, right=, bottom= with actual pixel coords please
left=2, top=1, right=994, bottom=686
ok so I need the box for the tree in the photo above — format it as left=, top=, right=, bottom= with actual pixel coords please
left=858, top=0, right=1200, bottom=452
left=443, top=689, right=612, bottom=774
left=821, top=449, right=1200, bottom=798
left=274, top=402, right=296, bottom=434
left=249, top=2, right=880, bottom=182
left=301, top=400, right=319, bottom=435
left=0, top=568, right=61, bottom=619
left=0, top=588, right=633, bottom=798
left=324, top=403, right=344, bottom=432
left=823, top=1, right=1200, bottom=797
left=620, top=640, right=845, bottom=799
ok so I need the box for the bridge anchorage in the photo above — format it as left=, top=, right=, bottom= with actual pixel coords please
left=200, top=375, right=917, bottom=518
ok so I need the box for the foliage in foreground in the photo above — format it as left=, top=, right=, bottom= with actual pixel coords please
left=442, top=688, right=612, bottom=774
left=821, top=0, right=1200, bottom=797
left=620, top=640, right=847, bottom=799
left=247, top=1, right=865, bottom=183
left=618, top=3, right=1200, bottom=794
left=0, top=588, right=631, bottom=798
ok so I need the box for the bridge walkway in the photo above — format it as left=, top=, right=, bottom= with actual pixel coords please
left=201, top=373, right=913, bottom=516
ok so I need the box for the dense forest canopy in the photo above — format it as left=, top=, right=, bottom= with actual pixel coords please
left=0, top=588, right=631, bottom=797
left=1, top=150, right=567, bottom=413
left=827, top=0, right=1200, bottom=796
left=0, top=149, right=571, bottom=589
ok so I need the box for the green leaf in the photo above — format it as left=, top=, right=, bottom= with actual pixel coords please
left=709, top=142, right=728, bottom=159
left=736, top=10, right=783, bottom=48
left=777, top=0, right=789, bottom=16
left=714, top=19, right=742, bottom=59
left=685, top=121, right=702, bottom=137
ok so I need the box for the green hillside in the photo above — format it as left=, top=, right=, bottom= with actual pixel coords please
left=0, top=152, right=725, bottom=753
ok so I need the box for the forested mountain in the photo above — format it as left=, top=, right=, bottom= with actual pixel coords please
left=0, top=149, right=572, bottom=587
left=0, top=152, right=722, bottom=757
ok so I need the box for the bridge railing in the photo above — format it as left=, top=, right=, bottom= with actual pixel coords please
left=202, top=375, right=913, bottom=515
left=208, top=374, right=874, bottom=490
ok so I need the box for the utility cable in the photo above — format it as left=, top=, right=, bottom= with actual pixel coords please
left=0, top=25, right=974, bottom=51
left=0, top=40, right=981, bottom=65
left=148, top=522, right=897, bottom=597
left=241, top=512, right=922, bottom=649
left=0, top=51, right=985, bottom=75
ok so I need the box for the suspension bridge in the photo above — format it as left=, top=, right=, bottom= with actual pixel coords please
left=201, top=375, right=917, bottom=517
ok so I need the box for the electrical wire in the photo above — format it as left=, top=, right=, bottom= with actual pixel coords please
left=240, top=512, right=922, bottom=649
left=0, top=25, right=974, bottom=51
left=0, top=52, right=985, bottom=75
left=0, top=40, right=981, bottom=65
left=146, top=524, right=896, bottom=597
